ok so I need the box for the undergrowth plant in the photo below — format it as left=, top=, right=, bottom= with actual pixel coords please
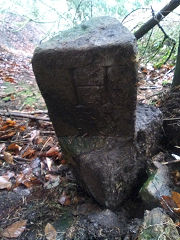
left=137, top=21, right=179, bottom=68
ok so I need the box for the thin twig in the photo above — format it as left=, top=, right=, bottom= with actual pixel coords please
left=121, top=7, right=149, bottom=23
left=162, top=159, right=180, bottom=165
left=163, top=117, right=180, bottom=121
left=0, top=110, right=48, bottom=115
left=73, top=0, right=83, bottom=25
left=151, top=6, right=176, bottom=64
left=145, top=91, right=163, bottom=99
left=0, top=154, right=31, bottom=162
left=139, top=86, right=162, bottom=90
left=143, top=28, right=154, bottom=55
left=0, top=110, right=50, bottom=121
left=41, top=131, right=55, bottom=135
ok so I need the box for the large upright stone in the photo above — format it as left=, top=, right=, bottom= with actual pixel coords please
left=32, top=17, right=139, bottom=209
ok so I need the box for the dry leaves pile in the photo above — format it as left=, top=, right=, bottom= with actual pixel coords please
left=137, top=63, right=174, bottom=105
left=1, top=220, right=27, bottom=238
left=0, top=116, right=69, bottom=189
left=0, top=46, right=32, bottom=84
left=161, top=191, right=180, bottom=226
left=0, top=116, right=77, bottom=238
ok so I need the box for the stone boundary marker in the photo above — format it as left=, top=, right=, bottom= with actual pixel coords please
left=32, top=17, right=162, bottom=209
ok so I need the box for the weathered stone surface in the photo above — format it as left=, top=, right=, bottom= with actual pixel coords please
left=32, top=16, right=137, bottom=138
left=136, top=103, right=163, bottom=158
left=140, top=162, right=172, bottom=208
left=32, top=17, right=162, bottom=209
left=138, top=208, right=180, bottom=240
left=32, top=16, right=139, bottom=209
left=160, top=86, right=180, bottom=146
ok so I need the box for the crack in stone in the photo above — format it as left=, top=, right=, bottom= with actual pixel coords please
left=69, top=68, right=80, bottom=105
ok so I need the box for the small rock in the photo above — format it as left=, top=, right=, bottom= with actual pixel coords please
left=138, top=208, right=180, bottom=240
left=13, top=186, right=31, bottom=196
left=88, top=209, right=120, bottom=228
left=140, top=163, right=172, bottom=207
left=124, top=218, right=142, bottom=240
left=74, top=202, right=100, bottom=216
left=152, top=152, right=165, bottom=162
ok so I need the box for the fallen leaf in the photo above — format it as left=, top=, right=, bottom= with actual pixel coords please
left=10, top=94, right=15, bottom=100
left=0, top=125, right=8, bottom=131
left=36, top=136, right=43, bottom=145
left=61, top=159, right=66, bottom=165
left=176, top=222, right=180, bottom=227
left=161, top=195, right=177, bottom=210
left=72, top=196, right=82, bottom=205
left=2, top=220, right=27, bottom=238
left=0, top=131, right=16, bottom=140
left=15, top=173, right=26, bottom=187
left=4, top=76, right=16, bottom=83
left=6, top=119, right=16, bottom=126
left=59, top=192, right=71, bottom=206
left=16, top=172, right=40, bottom=188
left=18, top=125, right=26, bottom=132
left=172, top=170, right=180, bottom=185
left=172, top=191, right=180, bottom=208
left=8, top=143, right=22, bottom=153
left=0, top=143, right=6, bottom=153
left=23, top=177, right=40, bottom=188
left=0, top=175, right=12, bottom=190
left=173, top=208, right=180, bottom=214
left=29, top=130, right=40, bottom=142
left=44, top=175, right=60, bottom=189
left=45, top=157, right=53, bottom=171
left=22, top=148, right=36, bottom=159
left=46, top=147, right=60, bottom=157
left=44, top=223, right=57, bottom=240
left=4, top=151, right=14, bottom=164
left=6, top=171, right=15, bottom=179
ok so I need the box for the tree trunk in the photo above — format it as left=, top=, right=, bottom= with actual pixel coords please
left=134, top=0, right=180, bottom=40
left=172, top=35, right=180, bottom=87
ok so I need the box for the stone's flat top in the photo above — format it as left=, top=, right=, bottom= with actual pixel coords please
left=36, top=16, right=136, bottom=51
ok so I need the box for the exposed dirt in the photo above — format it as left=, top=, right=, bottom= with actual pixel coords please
left=160, top=86, right=180, bottom=151
left=0, top=46, right=46, bottom=111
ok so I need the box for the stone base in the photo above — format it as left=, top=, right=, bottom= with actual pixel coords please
left=59, top=104, right=162, bottom=209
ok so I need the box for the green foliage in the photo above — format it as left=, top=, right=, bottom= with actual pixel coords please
left=66, top=0, right=127, bottom=26
left=137, top=23, right=179, bottom=68
left=0, top=0, right=178, bottom=69
left=162, top=80, right=170, bottom=86
left=133, top=0, right=142, bottom=9
left=172, top=34, right=180, bottom=87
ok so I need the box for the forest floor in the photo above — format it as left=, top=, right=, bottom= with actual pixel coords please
left=0, top=13, right=179, bottom=239
left=0, top=44, right=177, bottom=239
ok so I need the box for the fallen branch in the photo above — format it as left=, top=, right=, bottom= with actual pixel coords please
left=145, top=91, right=163, bottom=99
left=0, top=154, right=31, bottom=162
left=163, top=117, right=180, bottom=121
left=162, top=159, right=180, bottom=165
left=134, top=0, right=180, bottom=39
left=0, top=109, right=48, bottom=114
left=41, top=131, right=55, bottom=135
left=139, top=86, right=162, bottom=90
left=0, top=110, right=50, bottom=121
left=20, top=110, right=48, bottom=114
